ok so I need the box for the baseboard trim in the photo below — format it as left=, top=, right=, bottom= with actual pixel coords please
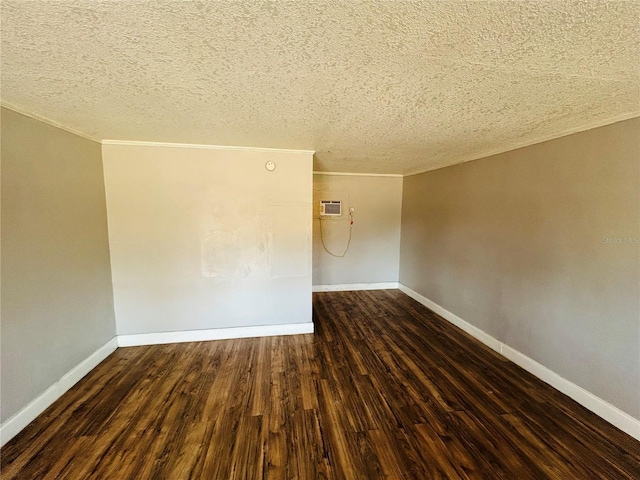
left=398, top=283, right=640, bottom=441
left=398, top=284, right=503, bottom=354
left=1, top=323, right=314, bottom=445
left=312, top=282, right=399, bottom=292
left=0, top=337, right=118, bottom=447
left=117, top=322, right=314, bottom=347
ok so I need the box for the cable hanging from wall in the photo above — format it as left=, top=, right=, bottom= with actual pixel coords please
left=319, top=208, right=354, bottom=258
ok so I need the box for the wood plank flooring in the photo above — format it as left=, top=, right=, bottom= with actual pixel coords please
left=2, top=290, right=639, bottom=479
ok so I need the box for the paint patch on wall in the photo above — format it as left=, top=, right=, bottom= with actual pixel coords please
left=200, top=190, right=272, bottom=278
left=200, top=228, right=272, bottom=278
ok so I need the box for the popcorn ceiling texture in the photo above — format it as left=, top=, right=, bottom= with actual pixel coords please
left=1, top=0, right=639, bottom=174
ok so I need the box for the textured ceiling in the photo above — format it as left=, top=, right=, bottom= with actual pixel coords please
left=2, top=1, right=639, bottom=174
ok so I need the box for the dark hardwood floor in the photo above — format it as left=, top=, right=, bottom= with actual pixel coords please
left=2, top=290, right=639, bottom=479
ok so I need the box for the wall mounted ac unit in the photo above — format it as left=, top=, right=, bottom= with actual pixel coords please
left=320, top=200, right=341, bottom=216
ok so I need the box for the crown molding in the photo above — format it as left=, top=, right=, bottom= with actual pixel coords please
left=403, top=111, right=640, bottom=177
left=102, top=139, right=315, bottom=155
left=3, top=100, right=636, bottom=175
left=0, top=102, right=315, bottom=155
left=313, top=171, right=403, bottom=178
left=1, top=101, right=101, bottom=143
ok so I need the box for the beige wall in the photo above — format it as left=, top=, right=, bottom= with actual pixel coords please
left=102, top=144, right=313, bottom=335
left=400, top=118, right=640, bottom=418
left=1, top=108, right=116, bottom=423
left=313, top=174, right=402, bottom=286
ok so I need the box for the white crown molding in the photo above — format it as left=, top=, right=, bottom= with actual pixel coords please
left=398, top=283, right=640, bottom=441
left=403, top=111, right=640, bottom=177
left=312, top=282, right=399, bottom=292
left=0, top=337, right=118, bottom=447
left=0, top=102, right=315, bottom=155
left=102, top=139, right=315, bottom=155
left=313, top=171, right=403, bottom=178
left=1, top=101, right=101, bottom=143
left=4, top=101, right=636, bottom=176
left=117, top=322, right=314, bottom=347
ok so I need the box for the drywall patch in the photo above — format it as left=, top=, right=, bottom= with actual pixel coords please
left=200, top=228, right=272, bottom=279
left=200, top=193, right=272, bottom=279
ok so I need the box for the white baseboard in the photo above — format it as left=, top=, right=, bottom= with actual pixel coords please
left=398, top=283, right=640, bottom=441
left=1, top=323, right=313, bottom=444
left=117, top=322, right=314, bottom=347
left=313, top=282, right=399, bottom=292
left=398, top=284, right=503, bottom=354
left=0, top=337, right=118, bottom=447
